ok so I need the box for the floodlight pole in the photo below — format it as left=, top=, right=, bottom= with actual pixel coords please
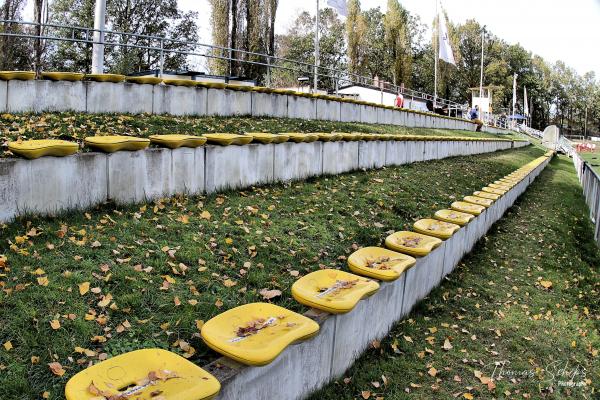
left=433, top=0, right=438, bottom=108
left=91, top=0, right=107, bottom=74
left=314, top=0, right=320, bottom=92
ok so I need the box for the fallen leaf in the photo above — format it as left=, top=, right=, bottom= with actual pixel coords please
left=50, top=320, right=61, bottom=330
left=48, top=362, right=66, bottom=376
left=361, top=390, right=371, bottom=399
left=78, top=282, right=90, bottom=295
left=443, top=338, right=453, bottom=351
left=259, top=288, right=282, bottom=300
left=540, top=280, right=553, bottom=289
left=428, top=367, right=437, bottom=377
left=3, top=341, right=13, bottom=351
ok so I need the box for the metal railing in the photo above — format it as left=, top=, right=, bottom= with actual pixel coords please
left=517, top=124, right=544, bottom=139
left=572, top=151, right=600, bottom=245
left=0, top=19, right=467, bottom=114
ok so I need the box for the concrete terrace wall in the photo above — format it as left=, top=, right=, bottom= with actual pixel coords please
left=1, top=80, right=513, bottom=135
left=0, top=138, right=529, bottom=223
left=205, top=154, right=553, bottom=400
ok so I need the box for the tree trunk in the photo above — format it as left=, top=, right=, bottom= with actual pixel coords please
left=230, top=0, right=238, bottom=76
left=33, top=0, right=43, bottom=74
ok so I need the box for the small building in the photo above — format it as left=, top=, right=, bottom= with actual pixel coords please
left=470, top=86, right=498, bottom=114
left=337, top=83, right=429, bottom=112
left=132, top=69, right=256, bottom=86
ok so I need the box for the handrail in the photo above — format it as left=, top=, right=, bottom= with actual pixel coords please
left=0, top=19, right=466, bottom=111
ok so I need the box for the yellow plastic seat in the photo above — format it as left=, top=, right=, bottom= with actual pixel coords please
left=225, top=84, right=254, bottom=92
left=84, top=136, right=150, bottom=152
left=347, top=246, right=416, bottom=281
left=434, top=209, right=475, bottom=226
left=8, top=140, right=78, bottom=159
left=482, top=187, right=506, bottom=195
left=316, top=133, right=339, bottom=142
left=64, top=349, right=220, bottom=400
left=41, top=72, right=84, bottom=82
left=271, top=134, right=290, bottom=144
left=463, top=196, right=493, bottom=207
left=204, top=133, right=253, bottom=146
left=245, top=132, right=277, bottom=144
left=125, top=76, right=163, bottom=85
left=285, top=133, right=310, bottom=143
left=196, top=81, right=227, bottom=89
left=384, top=231, right=442, bottom=257
left=413, top=218, right=460, bottom=240
left=163, top=78, right=200, bottom=87
left=201, top=302, right=319, bottom=366
left=149, top=134, right=207, bottom=149
left=292, top=269, right=379, bottom=314
left=473, top=191, right=500, bottom=200
left=493, top=180, right=513, bottom=187
left=0, top=71, right=35, bottom=81
left=489, top=183, right=511, bottom=190
left=85, top=73, right=126, bottom=83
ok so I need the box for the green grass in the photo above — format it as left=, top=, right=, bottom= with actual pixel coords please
left=308, top=156, right=600, bottom=400
left=0, top=146, right=543, bottom=399
left=0, top=112, right=514, bottom=157
left=578, top=152, right=600, bottom=174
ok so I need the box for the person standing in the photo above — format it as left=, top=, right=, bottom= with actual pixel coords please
left=469, top=105, right=484, bottom=132
left=395, top=92, right=404, bottom=108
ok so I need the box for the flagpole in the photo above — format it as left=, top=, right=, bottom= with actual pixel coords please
left=433, top=0, right=438, bottom=109
left=314, top=0, right=320, bottom=92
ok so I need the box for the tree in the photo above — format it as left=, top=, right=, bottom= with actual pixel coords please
left=383, top=0, right=412, bottom=86
left=346, top=0, right=367, bottom=76
left=0, top=0, right=31, bottom=70
left=48, top=0, right=199, bottom=74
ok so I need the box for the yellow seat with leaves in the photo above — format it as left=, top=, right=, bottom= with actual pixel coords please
left=473, top=191, right=500, bottom=200
left=413, top=218, right=461, bottom=240
left=488, top=183, right=511, bottom=191
left=125, top=76, right=163, bottom=85
left=8, top=139, right=79, bottom=159
left=84, top=136, right=150, bottom=152
left=347, top=246, right=416, bottom=281
left=463, top=195, right=493, bottom=207
left=284, top=133, right=311, bottom=143
left=271, top=134, right=290, bottom=144
left=203, top=133, right=253, bottom=146
left=481, top=187, right=506, bottom=195
left=201, top=302, right=319, bottom=366
left=384, top=231, right=442, bottom=257
left=434, top=209, right=475, bottom=226
left=245, top=132, right=277, bottom=144
left=149, top=134, right=207, bottom=149
left=64, top=349, right=220, bottom=400
left=0, top=71, right=35, bottom=80
left=85, top=73, right=126, bottom=83
left=291, top=269, right=379, bottom=314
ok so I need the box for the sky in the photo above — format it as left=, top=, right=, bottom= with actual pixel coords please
left=177, top=0, right=600, bottom=77
left=23, top=0, right=600, bottom=77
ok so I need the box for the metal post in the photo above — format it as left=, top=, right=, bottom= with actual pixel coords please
left=479, top=26, right=485, bottom=98
left=584, top=106, right=588, bottom=139
left=433, top=0, right=438, bottom=108
left=159, top=39, right=164, bottom=78
left=314, top=0, right=320, bottom=92
left=266, top=56, right=271, bottom=87
left=91, top=0, right=107, bottom=74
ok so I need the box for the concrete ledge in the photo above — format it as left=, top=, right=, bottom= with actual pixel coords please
left=322, top=141, right=359, bottom=175
left=0, top=139, right=529, bottom=223
left=7, top=80, right=86, bottom=113
left=0, top=80, right=6, bottom=112
left=273, top=142, right=323, bottom=182
left=205, top=144, right=274, bottom=193
left=358, top=141, right=387, bottom=170
left=208, top=89, right=252, bottom=116
left=340, top=102, right=360, bottom=122
left=287, top=96, right=316, bottom=120
left=251, top=92, right=288, bottom=118
left=315, top=99, right=341, bottom=121
left=360, top=105, right=378, bottom=124
left=153, top=85, right=207, bottom=116
left=204, top=155, right=552, bottom=400
left=87, top=82, right=154, bottom=114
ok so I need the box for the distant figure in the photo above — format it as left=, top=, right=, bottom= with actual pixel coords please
left=469, top=105, right=484, bottom=132
left=394, top=93, right=404, bottom=108
left=426, top=100, right=434, bottom=112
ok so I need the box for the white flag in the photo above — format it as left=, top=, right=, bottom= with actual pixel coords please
left=438, top=12, right=456, bottom=65
left=524, top=87, right=529, bottom=116
left=327, top=0, right=348, bottom=16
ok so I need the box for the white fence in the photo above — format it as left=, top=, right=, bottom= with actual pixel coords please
left=572, top=151, right=600, bottom=245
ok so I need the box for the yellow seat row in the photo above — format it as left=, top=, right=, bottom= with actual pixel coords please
left=64, top=155, right=549, bottom=399
left=7, top=133, right=517, bottom=159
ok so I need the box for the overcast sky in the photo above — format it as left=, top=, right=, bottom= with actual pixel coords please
left=178, top=0, right=599, bottom=77
left=24, top=0, right=599, bottom=76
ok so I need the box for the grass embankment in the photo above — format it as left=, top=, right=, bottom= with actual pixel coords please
left=578, top=152, right=600, bottom=174
left=0, top=146, right=541, bottom=398
left=0, top=112, right=510, bottom=156
left=309, top=156, right=600, bottom=400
